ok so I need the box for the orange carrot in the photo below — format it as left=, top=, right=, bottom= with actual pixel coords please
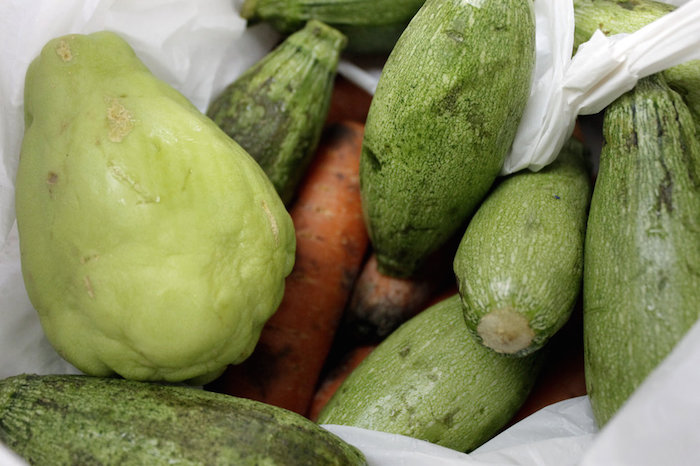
left=335, top=253, right=441, bottom=346
left=309, top=344, right=377, bottom=422
left=324, top=76, right=373, bottom=125
left=208, top=121, right=369, bottom=417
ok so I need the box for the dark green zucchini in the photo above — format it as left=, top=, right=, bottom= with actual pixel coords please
left=359, top=0, right=536, bottom=277
left=583, top=74, right=700, bottom=427
left=207, top=20, right=346, bottom=205
left=0, top=374, right=366, bottom=465
left=573, top=0, right=700, bottom=135
left=317, top=294, right=543, bottom=453
left=454, top=138, right=592, bottom=357
left=241, top=0, right=425, bottom=55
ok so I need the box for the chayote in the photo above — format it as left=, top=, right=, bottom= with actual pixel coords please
left=15, top=32, right=296, bottom=384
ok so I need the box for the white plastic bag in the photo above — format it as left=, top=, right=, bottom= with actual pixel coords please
left=504, top=0, right=700, bottom=174
left=335, top=0, right=700, bottom=174
left=323, top=395, right=599, bottom=466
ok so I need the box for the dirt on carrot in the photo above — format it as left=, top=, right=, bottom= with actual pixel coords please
left=335, top=252, right=441, bottom=346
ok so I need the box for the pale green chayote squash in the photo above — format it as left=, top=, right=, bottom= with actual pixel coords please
left=15, top=32, right=296, bottom=384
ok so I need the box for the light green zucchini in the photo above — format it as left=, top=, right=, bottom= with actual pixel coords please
left=454, top=138, right=592, bottom=356
left=207, top=20, right=346, bottom=205
left=0, top=374, right=366, bottom=465
left=360, top=0, right=535, bottom=277
left=583, top=74, right=700, bottom=427
left=241, top=0, right=425, bottom=55
left=572, top=0, right=700, bottom=135
left=317, top=294, right=543, bottom=452
left=572, top=0, right=675, bottom=49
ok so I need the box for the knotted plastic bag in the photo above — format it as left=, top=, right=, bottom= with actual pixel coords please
left=503, top=0, right=700, bottom=174
left=337, top=0, right=700, bottom=174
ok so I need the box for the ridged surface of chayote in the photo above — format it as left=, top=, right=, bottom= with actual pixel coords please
left=15, top=32, right=296, bottom=384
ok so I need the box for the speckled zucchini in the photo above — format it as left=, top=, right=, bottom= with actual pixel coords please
left=207, top=20, right=346, bottom=205
left=573, top=0, right=700, bottom=135
left=454, top=138, right=592, bottom=357
left=317, top=295, right=543, bottom=452
left=360, top=0, right=535, bottom=277
left=583, top=75, right=700, bottom=427
left=0, top=374, right=366, bottom=466
left=241, top=0, right=425, bottom=55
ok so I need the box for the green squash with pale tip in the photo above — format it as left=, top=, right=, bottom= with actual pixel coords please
left=454, top=138, right=592, bottom=357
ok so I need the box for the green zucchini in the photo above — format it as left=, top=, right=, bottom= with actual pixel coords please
left=454, top=138, right=592, bottom=357
left=207, top=20, right=346, bottom=205
left=0, top=374, right=366, bottom=465
left=241, top=0, right=425, bottom=55
left=583, top=74, right=700, bottom=427
left=360, top=0, right=536, bottom=277
left=572, top=0, right=674, bottom=49
left=572, top=0, right=700, bottom=135
left=317, top=295, right=543, bottom=452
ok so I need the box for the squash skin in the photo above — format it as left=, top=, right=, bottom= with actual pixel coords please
left=359, top=0, right=536, bottom=277
left=0, top=374, right=367, bottom=465
left=241, top=0, right=426, bottom=54
left=207, top=20, right=347, bottom=205
left=317, top=295, right=543, bottom=452
left=583, top=75, right=700, bottom=427
left=454, top=139, right=592, bottom=357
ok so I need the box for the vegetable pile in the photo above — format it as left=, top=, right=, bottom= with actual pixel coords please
left=2, top=0, right=699, bottom=464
